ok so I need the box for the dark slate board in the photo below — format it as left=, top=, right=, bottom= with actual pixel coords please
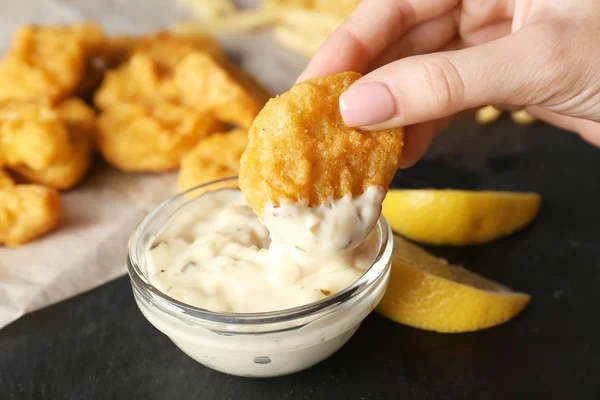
left=2, top=116, right=599, bottom=400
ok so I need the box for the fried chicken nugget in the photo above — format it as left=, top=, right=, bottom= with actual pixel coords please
left=97, top=103, right=222, bottom=172
left=177, top=128, right=248, bottom=192
left=174, top=53, right=271, bottom=128
left=2, top=99, right=96, bottom=190
left=0, top=23, right=106, bottom=103
left=105, top=31, right=222, bottom=68
left=94, top=53, right=181, bottom=110
left=95, top=49, right=224, bottom=172
left=0, top=170, right=61, bottom=246
left=0, top=102, right=73, bottom=171
left=238, top=72, right=404, bottom=216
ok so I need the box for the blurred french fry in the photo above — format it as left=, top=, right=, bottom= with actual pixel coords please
left=511, top=109, right=537, bottom=125
left=176, top=0, right=237, bottom=18
left=171, top=0, right=351, bottom=59
left=313, top=0, right=361, bottom=18
left=281, top=8, right=343, bottom=35
left=273, top=25, right=327, bottom=58
left=262, top=0, right=315, bottom=10
left=172, top=8, right=282, bottom=35
left=475, top=105, right=502, bottom=124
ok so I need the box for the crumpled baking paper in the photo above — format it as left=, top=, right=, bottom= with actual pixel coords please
left=0, top=0, right=305, bottom=329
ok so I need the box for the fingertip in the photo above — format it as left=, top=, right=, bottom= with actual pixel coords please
left=339, top=81, right=398, bottom=128
left=398, top=157, right=420, bottom=169
left=295, top=70, right=310, bottom=84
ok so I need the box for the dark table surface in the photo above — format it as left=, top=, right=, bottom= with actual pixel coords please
left=2, top=116, right=599, bottom=400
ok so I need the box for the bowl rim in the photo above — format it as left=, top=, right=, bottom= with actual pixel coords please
left=127, top=176, right=393, bottom=326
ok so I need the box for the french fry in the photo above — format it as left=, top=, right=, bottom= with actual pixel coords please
left=261, top=0, right=316, bottom=10
left=176, top=0, right=237, bottom=19
left=172, top=8, right=282, bottom=35
left=280, top=8, right=343, bottom=35
left=171, top=0, right=352, bottom=59
left=511, top=109, right=537, bottom=125
left=475, top=105, right=502, bottom=124
left=273, top=25, right=327, bottom=58
left=313, top=0, right=361, bottom=18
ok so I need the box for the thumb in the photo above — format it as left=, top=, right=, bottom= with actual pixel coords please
left=339, top=23, right=568, bottom=129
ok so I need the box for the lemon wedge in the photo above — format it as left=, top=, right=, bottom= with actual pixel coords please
left=376, top=235, right=531, bottom=333
left=382, top=189, right=541, bottom=245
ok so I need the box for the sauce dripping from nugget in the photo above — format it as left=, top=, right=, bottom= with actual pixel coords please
left=239, top=72, right=404, bottom=251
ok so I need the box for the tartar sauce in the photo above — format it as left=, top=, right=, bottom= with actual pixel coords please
left=146, top=189, right=382, bottom=313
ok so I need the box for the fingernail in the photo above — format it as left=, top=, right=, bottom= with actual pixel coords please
left=339, top=82, right=397, bottom=127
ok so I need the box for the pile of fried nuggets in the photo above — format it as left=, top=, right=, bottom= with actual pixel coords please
left=0, top=23, right=270, bottom=246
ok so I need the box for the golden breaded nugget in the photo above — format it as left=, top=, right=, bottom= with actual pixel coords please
left=0, top=23, right=106, bottom=103
left=95, top=46, right=229, bottom=172
left=239, top=72, right=403, bottom=215
left=0, top=170, right=61, bottom=246
left=106, top=31, right=222, bottom=68
left=97, top=103, right=222, bottom=172
left=55, top=97, right=97, bottom=141
left=135, top=32, right=223, bottom=67
left=178, top=128, right=248, bottom=192
left=0, top=62, right=59, bottom=105
left=174, top=53, right=271, bottom=127
left=96, top=48, right=268, bottom=128
left=94, top=53, right=181, bottom=111
left=11, top=139, right=91, bottom=190
left=2, top=99, right=96, bottom=190
left=0, top=102, right=72, bottom=170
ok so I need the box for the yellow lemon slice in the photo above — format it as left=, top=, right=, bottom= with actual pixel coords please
left=382, top=189, right=541, bottom=245
left=376, top=235, right=531, bottom=333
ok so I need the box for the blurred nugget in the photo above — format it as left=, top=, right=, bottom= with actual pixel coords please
left=178, top=128, right=248, bottom=192
left=0, top=102, right=72, bottom=171
left=239, top=72, right=404, bottom=216
left=175, top=53, right=271, bottom=128
left=95, top=50, right=223, bottom=172
left=97, top=103, right=222, bottom=172
left=0, top=22, right=107, bottom=103
left=105, top=31, right=222, bottom=68
left=0, top=170, right=61, bottom=246
left=95, top=53, right=181, bottom=110
left=0, top=99, right=96, bottom=190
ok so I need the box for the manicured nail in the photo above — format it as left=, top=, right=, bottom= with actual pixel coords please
left=339, top=82, right=397, bottom=127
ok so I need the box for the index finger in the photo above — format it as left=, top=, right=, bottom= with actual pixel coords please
left=297, top=0, right=460, bottom=82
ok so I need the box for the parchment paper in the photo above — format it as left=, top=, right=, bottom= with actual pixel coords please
left=0, top=0, right=306, bottom=329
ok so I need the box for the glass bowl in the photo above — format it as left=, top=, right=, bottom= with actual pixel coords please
left=127, top=177, right=393, bottom=378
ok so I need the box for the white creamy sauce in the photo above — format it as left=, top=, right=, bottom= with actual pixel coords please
left=146, top=189, right=382, bottom=313
left=263, top=186, right=386, bottom=253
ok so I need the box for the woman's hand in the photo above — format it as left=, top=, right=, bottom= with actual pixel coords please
left=298, top=0, right=600, bottom=167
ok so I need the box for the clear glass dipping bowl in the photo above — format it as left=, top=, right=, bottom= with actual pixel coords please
left=127, top=177, right=393, bottom=378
